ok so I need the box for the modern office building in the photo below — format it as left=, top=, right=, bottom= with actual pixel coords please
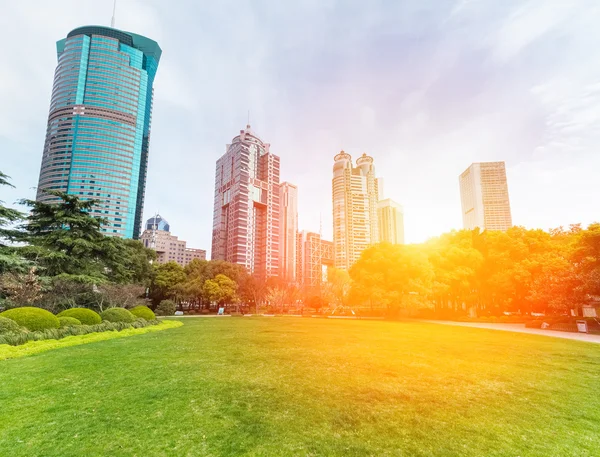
left=211, top=125, right=280, bottom=279
left=35, top=26, right=161, bottom=239
left=332, top=151, right=380, bottom=270
left=279, top=182, right=298, bottom=283
left=378, top=199, right=404, bottom=244
left=140, top=215, right=206, bottom=266
left=459, top=162, right=512, bottom=231
left=296, top=231, right=334, bottom=291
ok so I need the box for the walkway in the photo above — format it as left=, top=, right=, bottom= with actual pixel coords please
left=421, top=320, right=600, bottom=344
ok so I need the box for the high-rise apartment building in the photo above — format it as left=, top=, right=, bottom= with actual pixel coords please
left=279, top=182, right=298, bottom=283
left=140, top=215, right=206, bottom=266
left=378, top=199, right=404, bottom=244
left=211, top=125, right=280, bottom=278
left=459, top=162, right=512, bottom=231
left=36, top=26, right=161, bottom=239
left=332, top=151, right=380, bottom=270
left=296, top=231, right=334, bottom=291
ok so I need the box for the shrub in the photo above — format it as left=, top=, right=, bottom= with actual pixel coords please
left=100, top=307, right=136, bottom=323
left=0, top=316, right=21, bottom=334
left=156, top=300, right=177, bottom=316
left=130, top=305, right=156, bottom=321
left=0, top=319, right=163, bottom=346
left=0, top=307, right=60, bottom=331
left=57, top=308, right=102, bottom=325
left=58, top=316, right=82, bottom=328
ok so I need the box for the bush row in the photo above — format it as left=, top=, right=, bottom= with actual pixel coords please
left=0, top=318, right=162, bottom=346
left=0, top=305, right=156, bottom=337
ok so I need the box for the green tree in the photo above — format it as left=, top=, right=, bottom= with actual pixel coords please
left=18, top=191, right=108, bottom=280
left=203, top=274, right=238, bottom=307
left=350, top=243, right=433, bottom=314
left=0, top=171, right=26, bottom=274
left=150, top=261, right=186, bottom=304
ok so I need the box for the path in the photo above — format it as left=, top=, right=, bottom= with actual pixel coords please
left=421, top=320, right=600, bottom=344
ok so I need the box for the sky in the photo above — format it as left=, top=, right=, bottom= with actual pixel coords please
left=1, top=0, right=599, bottom=254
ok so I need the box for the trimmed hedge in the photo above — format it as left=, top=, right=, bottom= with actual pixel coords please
left=0, top=307, right=60, bottom=331
left=0, top=319, right=164, bottom=347
left=100, top=307, right=136, bottom=323
left=57, top=308, right=102, bottom=325
left=58, top=316, right=82, bottom=328
left=130, top=305, right=156, bottom=321
left=0, top=316, right=21, bottom=334
left=156, top=299, right=177, bottom=316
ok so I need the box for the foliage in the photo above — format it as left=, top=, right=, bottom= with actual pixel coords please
left=100, top=307, right=136, bottom=323
left=0, top=171, right=28, bottom=275
left=87, top=283, right=145, bottom=312
left=0, top=268, right=44, bottom=307
left=57, top=316, right=82, bottom=328
left=350, top=243, right=433, bottom=313
left=156, top=299, right=177, bottom=316
left=130, top=305, right=156, bottom=321
left=0, top=318, right=177, bottom=348
left=0, top=316, right=21, bottom=334
left=17, top=191, right=109, bottom=280
left=0, top=307, right=60, bottom=331
left=203, top=274, right=238, bottom=305
left=102, top=237, right=156, bottom=284
left=150, top=262, right=186, bottom=303
left=347, top=224, right=600, bottom=317
left=57, top=308, right=102, bottom=325
left=323, top=268, right=351, bottom=307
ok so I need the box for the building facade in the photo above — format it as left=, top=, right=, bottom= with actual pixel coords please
left=279, top=182, right=298, bottom=283
left=378, top=199, right=404, bottom=244
left=296, top=231, right=334, bottom=292
left=36, top=26, right=161, bottom=239
left=140, top=215, right=206, bottom=266
left=459, top=162, right=512, bottom=231
left=332, top=151, right=380, bottom=270
left=211, top=125, right=281, bottom=279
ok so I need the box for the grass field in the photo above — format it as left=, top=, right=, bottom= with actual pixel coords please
left=1, top=317, right=599, bottom=457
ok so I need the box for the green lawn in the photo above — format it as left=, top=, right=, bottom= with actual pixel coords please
left=1, top=318, right=599, bottom=457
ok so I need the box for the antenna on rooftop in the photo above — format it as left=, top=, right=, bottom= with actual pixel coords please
left=111, top=0, right=117, bottom=28
left=319, top=212, right=322, bottom=238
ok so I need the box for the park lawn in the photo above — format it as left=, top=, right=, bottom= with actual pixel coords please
left=0, top=318, right=599, bottom=457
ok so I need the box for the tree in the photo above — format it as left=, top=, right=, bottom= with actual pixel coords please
left=103, top=237, right=156, bottom=285
left=203, top=274, right=238, bottom=307
left=323, top=268, right=351, bottom=307
left=0, top=171, right=27, bottom=274
left=150, top=261, right=186, bottom=304
left=265, top=287, right=287, bottom=311
left=350, top=243, right=434, bottom=313
left=18, top=191, right=108, bottom=280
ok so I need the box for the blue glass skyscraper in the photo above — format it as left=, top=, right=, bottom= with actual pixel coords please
left=36, top=26, right=161, bottom=239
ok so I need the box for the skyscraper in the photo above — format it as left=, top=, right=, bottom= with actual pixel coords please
left=378, top=199, right=404, bottom=244
left=279, top=182, right=298, bottom=283
left=211, top=125, right=280, bottom=278
left=332, top=151, right=380, bottom=270
left=36, top=26, right=161, bottom=239
left=459, top=161, right=512, bottom=231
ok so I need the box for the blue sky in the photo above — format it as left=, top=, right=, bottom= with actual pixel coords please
left=1, top=0, right=599, bottom=253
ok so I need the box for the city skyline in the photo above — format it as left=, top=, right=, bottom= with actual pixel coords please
left=1, top=1, right=599, bottom=256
